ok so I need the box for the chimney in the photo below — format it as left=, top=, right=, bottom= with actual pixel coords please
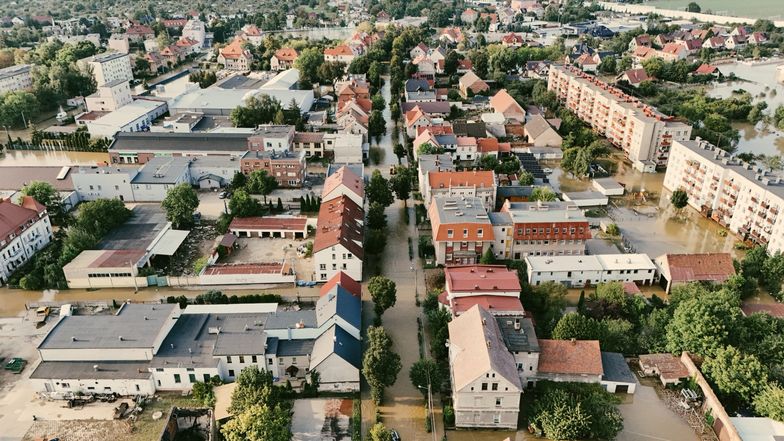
left=514, top=318, right=521, bottom=331
left=486, top=339, right=491, bottom=349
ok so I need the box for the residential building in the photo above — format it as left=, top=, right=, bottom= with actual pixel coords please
left=84, top=79, right=132, bottom=112
left=271, top=48, right=298, bottom=71
left=655, top=253, right=736, bottom=293
left=0, top=64, right=33, bottom=94
left=0, top=197, right=52, bottom=285
left=523, top=114, right=562, bottom=147
left=448, top=305, right=522, bottom=429
left=239, top=24, right=263, bottom=46
left=439, top=265, right=523, bottom=317
left=247, top=125, right=295, bottom=152
left=404, top=79, right=436, bottom=102
left=601, top=352, right=638, bottom=394
left=324, top=133, right=364, bottom=164
left=218, top=38, right=253, bottom=71
left=321, top=165, right=364, bottom=208
left=319, top=271, right=362, bottom=298
left=489, top=89, right=525, bottom=123
left=187, top=155, right=240, bottom=188
left=417, top=154, right=455, bottom=198
left=324, top=45, right=356, bottom=64
left=79, top=52, right=133, bottom=87
left=525, top=254, right=657, bottom=287
left=425, top=170, right=497, bottom=212
left=72, top=166, right=137, bottom=201
left=660, top=43, right=688, bottom=62
left=662, top=139, right=784, bottom=253
left=638, top=353, right=689, bottom=386
left=182, top=19, right=207, bottom=47
left=314, top=195, right=364, bottom=282
left=107, top=34, right=130, bottom=54
left=428, top=197, right=494, bottom=265
left=439, top=27, right=465, bottom=45
left=617, top=68, right=650, bottom=87
left=458, top=71, right=489, bottom=98
left=335, top=77, right=370, bottom=110
left=501, top=33, right=525, bottom=48
left=240, top=150, right=306, bottom=188
left=489, top=200, right=590, bottom=260
left=536, top=339, right=603, bottom=383
left=125, top=24, right=154, bottom=42
left=548, top=65, right=692, bottom=171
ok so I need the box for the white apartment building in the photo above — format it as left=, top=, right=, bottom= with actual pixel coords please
left=85, top=79, right=132, bottom=112
left=79, top=52, right=134, bottom=87
left=548, top=65, right=691, bottom=172
left=324, top=133, right=364, bottom=164
left=0, top=64, right=33, bottom=94
left=0, top=197, right=53, bottom=285
left=71, top=166, right=137, bottom=202
left=525, top=254, right=657, bottom=287
left=314, top=195, right=364, bottom=282
left=182, top=19, right=207, bottom=47
left=663, top=139, right=784, bottom=254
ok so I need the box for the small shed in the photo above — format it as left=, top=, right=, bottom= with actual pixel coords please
left=562, top=191, right=609, bottom=208
left=638, top=353, right=689, bottom=386
left=600, top=352, right=637, bottom=394
left=592, top=178, right=625, bottom=196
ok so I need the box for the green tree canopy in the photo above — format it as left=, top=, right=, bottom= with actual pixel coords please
left=409, top=358, right=443, bottom=395
left=230, top=94, right=283, bottom=128
left=754, top=384, right=784, bottom=422
left=246, top=169, right=279, bottom=202
left=228, top=365, right=279, bottom=415
left=221, top=404, right=292, bottom=441
left=389, top=166, right=412, bottom=203
left=703, top=346, right=769, bottom=405
left=229, top=190, right=265, bottom=217
left=666, top=292, right=742, bottom=357
left=368, top=276, right=397, bottom=317
left=21, top=180, right=65, bottom=225
left=363, top=326, right=402, bottom=403
left=161, top=183, right=199, bottom=229
left=366, top=170, right=394, bottom=207
left=530, top=186, right=557, bottom=202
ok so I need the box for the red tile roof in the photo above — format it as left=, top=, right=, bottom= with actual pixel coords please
left=445, top=265, right=520, bottom=293
left=695, top=63, right=718, bottom=75
left=203, top=262, right=290, bottom=275
left=325, top=45, right=354, bottom=56
left=428, top=170, right=495, bottom=190
left=741, top=303, right=784, bottom=318
left=91, top=249, right=146, bottom=268
left=622, top=68, right=650, bottom=84
left=322, top=165, right=364, bottom=200
left=274, top=47, right=299, bottom=62
left=229, top=216, right=307, bottom=231
left=537, top=339, right=603, bottom=376
left=320, top=271, right=362, bottom=298
left=0, top=197, right=46, bottom=242
left=126, top=24, right=153, bottom=35
left=660, top=253, right=735, bottom=284
left=447, top=294, right=524, bottom=315
left=314, top=195, right=364, bottom=258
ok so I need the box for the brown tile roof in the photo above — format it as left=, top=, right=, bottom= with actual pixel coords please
left=659, top=253, right=736, bottom=284
left=695, top=63, right=718, bottom=75
left=741, top=303, right=784, bottom=318
left=314, top=195, right=364, bottom=259
left=324, top=45, right=354, bottom=56
left=274, top=48, right=299, bottom=62
left=622, top=68, right=650, bottom=85
left=639, top=353, right=689, bottom=381
left=537, top=339, right=603, bottom=376
left=319, top=271, right=362, bottom=298
left=293, top=132, right=325, bottom=143
left=229, top=216, right=308, bottom=231
left=490, top=89, right=524, bottom=115
left=220, top=38, right=251, bottom=59
left=203, top=262, right=290, bottom=275
left=322, top=165, right=364, bottom=200
left=0, top=197, right=46, bottom=241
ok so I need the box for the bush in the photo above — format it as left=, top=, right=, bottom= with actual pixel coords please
left=443, top=404, right=455, bottom=426
left=528, top=382, right=623, bottom=440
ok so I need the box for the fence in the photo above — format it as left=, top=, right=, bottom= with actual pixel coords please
left=680, top=352, right=742, bottom=441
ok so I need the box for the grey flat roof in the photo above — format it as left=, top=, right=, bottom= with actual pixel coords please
left=0, top=166, right=75, bottom=191
left=98, top=204, right=169, bottom=251
left=31, top=360, right=152, bottom=380
left=0, top=63, right=31, bottom=80
left=418, top=154, right=455, bottom=175
left=84, top=51, right=128, bottom=63
left=277, top=339, right=315, bottom=356
left=110, top=132, right=250, bottom=153
left=38, top=303, right=178, bottom=350
left=563, top=191, right=607, bottom=200
left=601, top=352, right=637, bottom=384
left=327, top=163, right=363, bottom=178
left=131, top=157, right=191, bottom=184
left=496, top=316, right=539, bottom=353
left=433, top=197, right=490, bottom=224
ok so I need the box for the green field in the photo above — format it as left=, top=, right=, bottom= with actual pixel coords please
left=644, top=0, right=783, bottom=20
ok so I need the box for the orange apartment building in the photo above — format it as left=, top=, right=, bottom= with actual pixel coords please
left=428, top=197, right=494, bottom=265
left=548, top=65, right=691, bottom=172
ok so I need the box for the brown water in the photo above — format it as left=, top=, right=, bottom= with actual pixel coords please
left=0, top=150, right=110, bottom=166
left=732, top=121, right=784, bottom=156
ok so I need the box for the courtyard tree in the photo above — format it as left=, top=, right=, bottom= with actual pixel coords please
left=221, top=404, right=292, bottom=441
left=230, top=95, right=283, bottom=128
left=703, top=346, right=768, bottom=406
left=247, top=169, right=278, bottom=202
left=21, top=180, right=65, bottom=225
left=229, top=190, right=265, bottom=217
left=666, top=293, right=742, bottom=357
left=162, top=183, right=199, bottom=229
left=552, top=313, right=602, bottom=341
left=231, top=171, right=248, bottom=189
left=409, top=358, right=443, bottom=395
left=754, top=385, right=784, bottom=422
left=479, top=248, right=496, bottom=264
left=530, top=186, right=557, bottom=202
left=363, top=326, right=402, bottom=404
left=294, top=47, right=323, bottom=85
left=368, top=423, right=394, bottom=441
left=528, top=382, right=623, bottom=440
left=368, top=276, right=397, bottom=317
left=228, top=365, right=279, bottom=414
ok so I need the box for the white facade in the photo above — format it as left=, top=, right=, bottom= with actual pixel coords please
left=663, top=139, right=784, bottom=254
left=182, top=20, right=207, bottom=47
left=107, top=34, right=130, bottom=53
left=81, top=52, right=134, bottom=87
left=315, top=243, right=362, bottom=282
left=525, top=254, right=657, bottom=287
left=72, top=166, right=136, bottom=201
left=548, top=65, right=691, bottom=170
left=0, top=64, right=33, bottom=95
left=80, top=100, right=168, bottom=138
left=0, top=204, right=52, bottom=285
left=85, top=80, right=133, bottom=112
left=324, top=133, right=364, bottom=164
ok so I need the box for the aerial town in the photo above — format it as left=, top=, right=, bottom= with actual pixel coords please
left=0, top=0, right=783, bottom=440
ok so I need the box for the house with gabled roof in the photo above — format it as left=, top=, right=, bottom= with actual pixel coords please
left=324, top=45, right=356, bottom=64
left=439, top=26, right=465, bottom=45
left=314, top=195, right=364, bottom=282
left=321, top=165, right=364, bottom=207
left=524, top=114, right=562, bottom=147
left=536, top=338, right=603, bottom=383
left=271, top=48, right=298, bottom=71
left=654, top=252, right=736, bottom=293
left=617, top=68, right=651, bottom=87
left=310, top=325, right=360, bottom=392
left=448, top=305, right=522, bottom=429
left=218, top=37, right=253, bottom=71
left=458, top=70, right=489, bottom=98
left=320, top=271, right=362, bottom=298
left=316, top=285, right=361, bottom=339
left=490, top=89, right=525, bottom=123
left=410, top=42, right=429, bottom=60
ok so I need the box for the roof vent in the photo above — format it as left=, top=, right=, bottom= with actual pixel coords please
left=72, top=336, right=78, bottom=342
left=118, top=336, right=124, bottom=341
left=93, top=364, right=100, bottom=371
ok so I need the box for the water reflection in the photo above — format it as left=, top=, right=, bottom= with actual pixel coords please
left=0, top=150, right=109, bottom=167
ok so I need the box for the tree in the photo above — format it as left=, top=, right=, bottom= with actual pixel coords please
left=530, top=186, right=557, bottom=202
left=409, top=358, right=442, bottom=395
left=231, top=171, right=248, bottom=189
left=221, top=404, right=292, bottom=441
left=294, top=47, right=323, bottom=85
left=389, top=166, right=412, bottom=203
left=21, top=181, right=65, bottom=225
left=363, top=326, right=402, bottom=403
left=524, top=282, right=567, bottom=338
left=754, top=385, right=784, bottom=422
left=229, top=190, right=265, bottom=217
left=368, top=423, right=394, bottom=441
left=703, top=346, right=768, bottom=405
left=367, top=202, right=387, bottom=230
left=369, top=110, right=386, bottom=141
left=230, top=94, right=283, bottom=128
left=666, top=293, right=742, bottom=357
left=444, top=50, right=459, bottom=76
left=528, top=382, right=623, bottom=441
left=393, top=143, right=406, bottom=162
left=417, top=142, right=444, bottom=156
left=161, top=183, right=199, bottom=229
left=365, top=228, right=388, bottom=255
left=228, top=365, right=279, bottom=415
left=762, top=252, right=784, bottom=299
left=638, top=308, right=671, bottom=353
left=670, top=189, right=689, bottom=213
left=686, top=2, right=701, bottom=12
left=348, top=55, right=371, bottom=75
left=0, top=91, right=39, bottom=128
left=317, top=61, right=346, bottom=85
left=371, top=93, right=385, bottom=112
left=477, top=248, right=496, bottom=264
left=368, top=276, right=397, bottom=317
left=134, top=57, right=151, bottom=77
left=366, top=170, right=394, bottom=207
left=247, top=169, right=278, bottom=202
left=552, top=313, right=602, bottom=341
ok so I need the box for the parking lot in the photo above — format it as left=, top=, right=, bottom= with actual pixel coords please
left=223, top=236, right=315, bottom=281
left=196, top=184, right=325, bottom=221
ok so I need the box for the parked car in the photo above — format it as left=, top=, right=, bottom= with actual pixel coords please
left=391, top=430, right=401, bottom=441
left=218, top=191, right=228, bottom=199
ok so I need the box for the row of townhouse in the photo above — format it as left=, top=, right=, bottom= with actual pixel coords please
left=31, top=299, right=362, bottom=397
left=313, top=166, right=365, bottom=282
left=547, top=64, right=692, bottom=172
left=663, top=138, right=784, bottom=254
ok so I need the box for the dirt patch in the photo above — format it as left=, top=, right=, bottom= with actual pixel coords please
left=23, top=420, right=133, bottom=441
left=424, top=268, right=445, bottom=293
left=164, top=222, right=218, bottom=276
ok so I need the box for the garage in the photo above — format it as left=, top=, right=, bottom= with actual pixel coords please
left=600, top=352, right=637, bottom=395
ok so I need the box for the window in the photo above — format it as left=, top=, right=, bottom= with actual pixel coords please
left=477, top=228, right=483, bottom=238
left=174, top=374, right=181, bottom=384
left=279, top=358, right=284, bottom=365
left=268, top=358, right=273, bottom=365
left=226, top=356, right=232, bottom=363
left=493, top=414, right=501, bottom=424
left=492, top=383, right=498, bottom=391
left=228, top=369, right=235, bottom=377
left=495, top=397, right=502, bottom=407
left=463, top=229, right=468, bottom=238
left=252, top=355, right=257, bottom=363
left=447, top=229, right=454, bottom=238
left=189, top=374, right=196, bottom=383
left=320, top=264, right=326, bottom=270
left=481, top=383, right=488, bottom=391
left=203, top=374, right=211, bottom=382
left=239, top=356, right=245, bottom=363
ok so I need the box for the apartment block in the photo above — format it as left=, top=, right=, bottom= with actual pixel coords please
left=489, top=200, right=590, bottom=260
left=79, top=52, right=133, bottom=87
left=428, top=197, right=494, bottom=265
left=240, top=150, right=306, bottom=188
left=0, top=197, right=53, bottom=285
left=0, top=64, right=33, bottom=94
left=663, top=139, right=784, bottom=254
left=425, top=170, right=497, bottom=213
left=548, top=65, right=691, bottom=172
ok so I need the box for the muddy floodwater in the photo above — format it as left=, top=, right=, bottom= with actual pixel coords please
left=0, top=150, right=110, bottom=166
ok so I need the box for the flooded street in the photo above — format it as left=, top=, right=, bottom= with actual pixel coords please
left=0, top=150, right=109, bottom=166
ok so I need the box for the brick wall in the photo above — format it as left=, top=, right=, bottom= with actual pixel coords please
left=679, top=352, right=742, bottom=441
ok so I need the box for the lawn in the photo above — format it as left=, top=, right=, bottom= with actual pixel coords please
left=129, top=394, right=203, bottom=441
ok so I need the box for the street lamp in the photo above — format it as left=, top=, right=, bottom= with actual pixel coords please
left=417, top=371, right=437, bottom=441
